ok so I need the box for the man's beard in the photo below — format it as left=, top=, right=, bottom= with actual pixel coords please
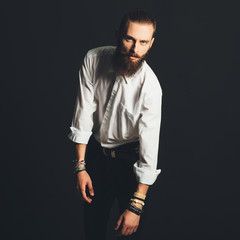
left=113, top=44, right=149, bottom=77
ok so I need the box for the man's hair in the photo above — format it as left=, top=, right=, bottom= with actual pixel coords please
left=119, top=9, right=156, bottom=38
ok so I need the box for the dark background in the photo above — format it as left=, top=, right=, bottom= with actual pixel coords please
left=2, top=0, right=240, bottom=239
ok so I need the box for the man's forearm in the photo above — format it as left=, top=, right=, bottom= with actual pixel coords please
left=75, top=143, right=94, bottom=203
left=75, top=143, right=87, bottom=161
left=136, top=183, right=149, bottom=196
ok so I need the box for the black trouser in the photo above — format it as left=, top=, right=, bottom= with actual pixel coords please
left=83, top=137, right=145, bottom=240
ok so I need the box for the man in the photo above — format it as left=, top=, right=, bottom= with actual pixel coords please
left=69, top=9, right=162, bottom=240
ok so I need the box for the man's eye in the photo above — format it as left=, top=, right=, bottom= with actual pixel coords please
left=141, top=41, right=147, bottom=45
left=126, top=37, right=133, bottom=42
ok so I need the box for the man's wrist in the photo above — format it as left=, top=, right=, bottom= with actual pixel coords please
left=75, top=159, right=86, bottom=164
left=127, top=203, right=144, bottom=215
left=74, top=159, right=86, bottom=173
left=131, top=202, right=143, bottom=210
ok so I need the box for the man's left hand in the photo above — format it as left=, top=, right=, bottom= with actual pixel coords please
left=115, top=209, right=140, bottom=236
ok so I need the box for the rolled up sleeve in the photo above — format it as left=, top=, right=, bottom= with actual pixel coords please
left=133, top=81, right=162, bottom=185
left=68, top=52, right=97, bottom=144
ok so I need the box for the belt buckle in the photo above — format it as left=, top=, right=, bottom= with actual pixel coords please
left=103, top=148, right=116, bottom=158
left=103, top=148, right=107, bottom=156
left=111, top=150, right=116, bottom=158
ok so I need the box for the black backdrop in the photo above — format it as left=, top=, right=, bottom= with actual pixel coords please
left=2, top=1, right=240, bottom=239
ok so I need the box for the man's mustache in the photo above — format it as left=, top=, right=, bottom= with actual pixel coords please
left=126, top=53, right=141, bottom=58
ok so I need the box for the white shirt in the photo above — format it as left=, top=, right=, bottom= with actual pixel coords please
left=68, top=46, right=162, bottom=185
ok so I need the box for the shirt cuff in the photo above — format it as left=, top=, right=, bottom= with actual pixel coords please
left=68, top=127, right=92, bottom=144
left=133, top=163, right=161, bottom=185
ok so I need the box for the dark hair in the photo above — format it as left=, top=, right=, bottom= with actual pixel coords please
left=119, top=9, right=156, bottom=38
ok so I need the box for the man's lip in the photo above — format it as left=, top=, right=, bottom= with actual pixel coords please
left=129, top=56, right=138, bottom=60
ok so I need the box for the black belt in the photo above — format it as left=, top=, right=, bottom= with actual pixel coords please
left=101, top=141, right=139, bottom=159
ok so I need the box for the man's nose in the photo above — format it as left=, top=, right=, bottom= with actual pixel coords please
left=131, top=42, right=139, bottom=53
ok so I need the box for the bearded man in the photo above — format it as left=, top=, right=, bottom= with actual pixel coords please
left=68, top=9, right=162, bottom=240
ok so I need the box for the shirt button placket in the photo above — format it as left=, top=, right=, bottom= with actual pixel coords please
left=100, top=78, right=119, bottom=144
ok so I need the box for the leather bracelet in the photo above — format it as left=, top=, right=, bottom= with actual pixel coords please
left=128, top=205, right=142, bottom=215
left=133, top=196, right=146, bottom=202
left=127, top=203, right=143, bottom=215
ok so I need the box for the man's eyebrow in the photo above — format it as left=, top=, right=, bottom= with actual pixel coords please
left=138, top=39, right=150, bottom=43
left=125, top=35, right=136, bottom=40
left=125, top=35, right=150, bottom=43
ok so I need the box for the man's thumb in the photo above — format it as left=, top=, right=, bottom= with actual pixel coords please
left=115, top=215, right=123, bottom=230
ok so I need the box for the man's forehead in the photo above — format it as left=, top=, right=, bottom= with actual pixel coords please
left=125, top=21, right=154, bottom=40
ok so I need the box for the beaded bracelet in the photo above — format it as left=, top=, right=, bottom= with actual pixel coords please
left=74, top=159, right=86, bottom=165
left=75, top=165, right=86, bottom=173
left=130, top=198, right=145, bottom=206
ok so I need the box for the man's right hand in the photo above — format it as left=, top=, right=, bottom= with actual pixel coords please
left=76, top=171, right=94, bottom=203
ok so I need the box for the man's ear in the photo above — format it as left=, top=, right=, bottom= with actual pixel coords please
left=150, top=38, right=155, bottom=48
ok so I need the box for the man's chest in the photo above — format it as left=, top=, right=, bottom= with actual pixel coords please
left=93, top=75, right=143, bottom=117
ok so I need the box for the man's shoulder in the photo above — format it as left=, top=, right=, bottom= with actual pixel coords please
left=86, top=46, right=116, bottom=58
left=141, top=62, right=160, bottom=88
left=137, top=62, right=162, bottom=96
left=142, top=61, right=156, bottom=77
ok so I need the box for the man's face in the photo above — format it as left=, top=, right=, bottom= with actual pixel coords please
left=120, top=21, right=155, bottom=61
left=114, top=21, right=155, bottom=77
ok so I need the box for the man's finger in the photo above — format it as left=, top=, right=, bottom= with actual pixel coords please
left=115, top=215, right=123, bottom=230
left=80, top=185, right=92, bottom=203
left=121, top=225, right=128, bottom=236
left=128, top=228, right=134, bottom=236
left=87, top=180, right=94, bottom=196
left=133, top=226, right=138, bottom=233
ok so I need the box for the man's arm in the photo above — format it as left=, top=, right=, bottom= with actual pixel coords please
left=75, top=143, right=95, bottom=204
left=69, top=51, right=96, bottom=203
left=115, top=183, right=149, bottom=236
left=68, top=50, right=97, bottom=145
left=115, top=78, right=162, bottom=236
